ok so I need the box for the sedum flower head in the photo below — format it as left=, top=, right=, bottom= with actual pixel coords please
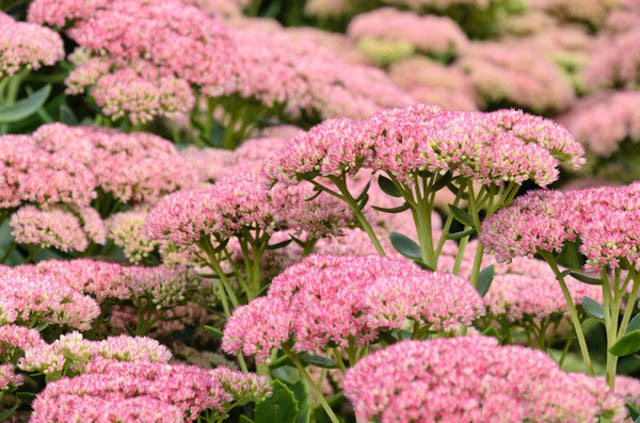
left=344, top=337, right=628, bottom=422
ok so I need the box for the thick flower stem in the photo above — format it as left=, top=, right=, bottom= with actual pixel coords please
left=329, top=176, right=386, bottom=256
left=541, top=251, right=595, bottom=376
left=282, top=348, right=340, bottom=423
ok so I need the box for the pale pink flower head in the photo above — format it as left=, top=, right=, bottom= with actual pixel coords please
left=223, top=254, right=484, bottom=361
left=344, top=337, right=628, bottom=422
left=584, top=29, right=640, bottom=89
left=0, top=11, right=64, bottom=77
left=30, top=0, right=244, bottom=96
left=348, top=8, right=467, bottom=58
left=66, top=56, right=195, bottom=125
left=106, top=207, right=158, bottom=264
left=529, top=0, right=619, bottom=28
left=31, top=357, right=270, bottom=422
left=481, top=183, right=640, bottom=272
left=0, top=324, right=47, bottom=360
left=557, top=90, right=640, bottom=157
left=612, top=375, right=640, bottom=409
left=0, top=268, right=100, bottom=330
left=0, top=363, right=23, bottom=392
left=460, top=41, right=576, bottom=113
left=10, top=205, right=105, bottom=253
left=32, top=123, right=198, bottom=204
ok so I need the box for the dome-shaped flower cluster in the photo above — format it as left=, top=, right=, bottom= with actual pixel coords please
left=343, top=337, right=628, bottom=422
left=30, top=357, right=270, bottom=422
left=0, top=11, right=64, bottom=77
left=222, top=254, right=484, bottom=362
left=481, top=182, right=640, bottom=272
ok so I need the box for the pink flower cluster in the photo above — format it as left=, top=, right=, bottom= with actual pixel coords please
left=29, top=0, right=243, bottom=97
left=30, top=357, right=270, bottom=422
left=558, top=90, right=640, bottom=156
left=530, top=0, right=619, bottom=27
left=265, top=105, right=584, bottom=188
left=231, top=26, right=412, bottom=121
left=459, top=42, right=576, bottom=113
left=612, top=375, right=640, bottom=409
left=31, top=123, right=198, bottom=204
left=10, top=205, right=105, bottom=252
left=0, top=324, right=47, bottom=357
left=347, top=8, right=468, bottom=57
left=584, top=28, right=640, bottom=88
left=481, top=183, right=640, bottom=271
left=19, top=332, right=172, bottom=375
left=389, top=57, right=477, bottom=111
left=66, top=54, right=195, bottom=125
left=143, top=170, right=356, bottom=249
left=0, top=267, right=99, bottom=330
left=30, top=259, right=201, bottom=307
left=106, top=207, right=158, bottom=264
left=0, top=363, right=23, bottom=392
left=222, top=254, right=484, bottom=362
left=343, top=337, right=628, bottom=422
left=0, top=11, right=64, bottom=77
left=380, top=0, right=494, bottom=11
left=438, top=240, right=604, bottom=323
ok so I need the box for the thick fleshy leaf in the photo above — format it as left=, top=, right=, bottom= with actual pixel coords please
left=581, top=297, right=605, bottom=321
left=448, top=205, right=474, bottom=227
left=0, top=84, right=51, bottom=123
left=389, top=232, right=421, bottom=261
left=378, top=175, right=401, bottom=197
left=302, top=353, right=337, bottom=369
left=255, top=380, right=299, bottom=423
left=272, top=365, right=300, bottom=385
left=609, top=330, right=640, bottom=356
left=476, top=265, right=495, bottom=297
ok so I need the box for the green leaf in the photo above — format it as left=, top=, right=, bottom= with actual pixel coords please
left=378, top=175, right=401, bottom=197
left=626, top=313, right=640, bottom=335
left=239, top=415, right=256, bottom=423
left=370, top=203, right=410, bottom=213
left=255, top=380, right=299, bottom=423
left=357, top=193, right=369, bottom=210
left=267, top=238, right=293, bottom=250
left=448, top=205, right=474, bottom=227
left=35, top=322, right=49, bottom=332
left=272, top=365, right=300, bottom=385
left=304, top=189, right=322, bottom=202
left=59, top=103, right=79, bottom=125
left=432, top=172, right=452, bottom=191
left=626, top=403, right=640, bottom=420
left=476, top=265, right=495, bottom=297
left=356, top=180, right=371, bottom=202
left=556, top=241, right=583, bottom=269
left=302, top=353, right=337, bottom=369
left=482, top=326, right=500, bottom=340
left=290, top=381, right=311, bottom=423
left=581, top=297, right=605, bottom=321
left=0, top=405, right=18, bottom=420
left=204, top=325, right=224, bottom=340
left=0, top=84, right=51, bottom=123
left=609, top=330, right=640, bottom=356
left=570, top=272, right=602, bottom=285
left=389, top=232, right=421, bottom=261
left=447, top=228, right=476, bottom=240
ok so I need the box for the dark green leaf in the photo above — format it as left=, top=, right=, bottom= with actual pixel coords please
left=204, top=325, right=224, bottom=340
left=482, top=326, right=500, bottom=340
left=304, top=189, right=322, bottom=202
left=626, top=403, right=640, bottom=420
left=0, top=84, right=51, bottom=123
left=389, top=232, right=421, bottom=261
left=35, top=322, right=49, bottom=332
left=432, top=172, right=451, bottom=191
left=413, top=259, right=435, bottom=271
left=476, top=265, right=495, bottom=297
left=609, top=330, right=640, bottom=356
left=255, top=380, right=299, bottom=423
left=272, top=365, right=300, bottom=385
left=370, top=203, right=410, bottom=213
left=447, top=228, right=476, bottom=240
left=581, top=297, right=605, bottom=321
left=570, top=272, right=602, bottom=285
left=448, top=205, right=474, bottom=227
left=556, top=241, right=583, bottom=269
left=357, top=193, right=369, bottom=210
left=356, top=180, right=371, bottom=202
left=267, top=238, right=293, bottom=250
left=59, top=103, right=79, bottom=126
left=302, top=353, right=337, bottom=369
left=0, top=405, right=17, bottom=420
left=626, top=314, right=640, bottom=335
left=290, top=381, right=311, bottom=423
left=378, top=175, right=401, bottom=197
left=239, top=416, right=256, bottom=423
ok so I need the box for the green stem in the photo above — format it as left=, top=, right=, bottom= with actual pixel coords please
left=301, top=238, right=318, bottom=257
left=332, top=347, right=347, bottom=374
left=452, top=234, right=469, bottom=276
left=469, top=242, right=484, bottom=288
left=540, top=251, right=595, bottom=376
left=282, top=348, right=340, bottom=423
left=602, top=270, right=618, bottom=389
left=24, top=246, right=42, bottom=264
left=329, top=176, right=385, bottom=256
